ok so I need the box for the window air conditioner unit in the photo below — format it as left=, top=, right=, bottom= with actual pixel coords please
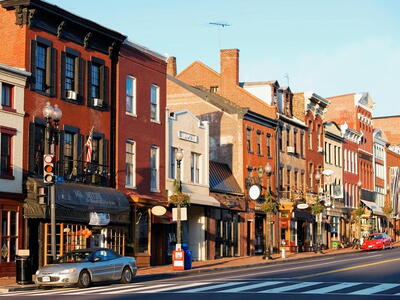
left=287, top=146, right=295, bottom=153
left=318, top=146, right=324, bottom=153
left=66, top=90, right=77, bottom=100
left=93, top=98, right=103, bottom=107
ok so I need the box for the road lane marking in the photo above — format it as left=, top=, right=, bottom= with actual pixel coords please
left=258, top=282, right=321, bottom=293
left=226, top=254, right=382, bottom=279
left=349, top=283, right=399, bottom=295
left=67, top=283, right=172, bottom=295
left=24, top=284, right=144, bottom=296
left=176, top=281, right=248, bottom=293
left=302, top=282, right=363, bottom=294
left=133, top=282, right=212, bottom=294
left=296, top=257, right=400, bottom=279
left=217, top=281, right=283, bottom=292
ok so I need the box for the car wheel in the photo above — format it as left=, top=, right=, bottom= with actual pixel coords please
left=78, top=270, right=91, bottom=288
left=120, top=266, right=132, bottom=284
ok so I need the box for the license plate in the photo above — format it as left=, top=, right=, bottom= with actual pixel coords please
left=42, top=276, right=50, bottom=282
left=368, top=245, right=373, bottom=248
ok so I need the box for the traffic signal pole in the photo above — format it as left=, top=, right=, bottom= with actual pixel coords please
left=50, top=184, right=56, bottom=263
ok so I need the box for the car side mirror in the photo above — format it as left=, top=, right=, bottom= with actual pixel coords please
left=91, top=257, right=101, bottom=263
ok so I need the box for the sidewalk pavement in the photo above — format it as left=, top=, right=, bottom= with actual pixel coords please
left=1, top=243, right=398, bottom=293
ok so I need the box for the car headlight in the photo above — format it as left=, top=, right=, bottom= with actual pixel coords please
left=35, top=270, right=40, bottom=275
left=58, top=268, right=77, bottom=275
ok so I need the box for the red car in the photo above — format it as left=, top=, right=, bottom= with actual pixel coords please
left=361, top=233, right=393, bottom=250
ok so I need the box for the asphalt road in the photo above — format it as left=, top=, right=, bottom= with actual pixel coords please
left=3, top=247, right=400, bottom=300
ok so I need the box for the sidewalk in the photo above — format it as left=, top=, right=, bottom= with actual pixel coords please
left=1, top=243, right=398, bottom=292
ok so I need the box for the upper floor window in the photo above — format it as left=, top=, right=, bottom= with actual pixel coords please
left=150, top=146, right=159, bottom=191
left=91, top=63, right=101, bottom=99
left=61, top=48, right=84, bottom=102
left=293, top=131, right=297, bottom=154
left=126, top=140, right=136, bottom=187
left=0, top=133, right=12, bottom=177
left=65, top=55, right=76, bottom=92
left=126, top=76, right=136, bottom=115
left=169, top=147, right=177, bottom=179
left=87, top=58, right=108, bottom=108
left=246, top=127, right=252, bottom=152
left=191, top=152, right=201, bottom=184
left=300, top=132, right=304, bottom=157
left=308, top=121, right=313, bottom=149
left=150, top=84, right=160, bottom=122
left=1, top=83, right=13, bottom=108
left=317, top=124, right=322, bottom=148
left=62, top=132, right=75, bottom=177
left=266, top=134, right=271, bottom=157
left=31, top=37, right=56, bottom=96
left=256, top=131, right=262, bottom=155
left=286, top=128, right=290, bottom=148
left=278, top=130, right=282, bottom=152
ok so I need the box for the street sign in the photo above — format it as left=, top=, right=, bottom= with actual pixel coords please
left=55, top=176, right=64, bottom=183
left=172, top=207, right=187, bottom=221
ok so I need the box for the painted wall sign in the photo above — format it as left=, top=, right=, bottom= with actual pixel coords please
left=178, top=130, right=199, bottom=143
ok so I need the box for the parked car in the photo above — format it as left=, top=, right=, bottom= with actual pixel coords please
left=361, top=233, right=393, bottom=251
left=35, top=248, right=137, bottom=288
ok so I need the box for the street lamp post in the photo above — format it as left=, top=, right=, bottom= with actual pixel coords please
left=42, top=101, right=62, bottom=262
left=175, top=148, right=184, bottom=250
left=263, top=163, right=273, bottom=260
left=315, top=171, right=323, bottom=253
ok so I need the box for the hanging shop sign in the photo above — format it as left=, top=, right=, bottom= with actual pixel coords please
left=297, top=203, right=309, bottom=210
left=89, top=212, right=110, bottom=226
left=249, top=185, right=261, bottom=200
left=151, top=205, right=167, bottom=216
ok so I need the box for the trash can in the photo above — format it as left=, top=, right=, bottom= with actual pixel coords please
left=182, top=243, right=192, bottom=270
left=16, top=255, right=32, bottom=285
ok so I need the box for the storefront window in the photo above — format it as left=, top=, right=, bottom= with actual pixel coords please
left=0, top=210, right=18, bottom=263
left=290, top=220, right=297, bottom=246
left=135, top=208, right=149, bottom=253
left=255, top=215, right=264, bottom=255
left=331, top=217, right=339, bottom=238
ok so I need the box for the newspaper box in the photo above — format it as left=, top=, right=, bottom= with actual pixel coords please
left=172, top=250, right=185, bottom=270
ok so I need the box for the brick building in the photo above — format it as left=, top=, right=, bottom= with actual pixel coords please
left=0, top=0, right=130, bottom=271
left=0, top=64, right=30, bottom=276
left=168, top=49, right=279, bottom=257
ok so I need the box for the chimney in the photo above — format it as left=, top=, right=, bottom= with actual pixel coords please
left=167, top=56, right=177, bottom=77
left=220, top=49, right=239, bottom=88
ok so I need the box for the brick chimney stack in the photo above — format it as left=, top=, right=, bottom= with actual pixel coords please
left=167, top=56, right=177, bottom=77
left=220, top=49, right=239, bottom=90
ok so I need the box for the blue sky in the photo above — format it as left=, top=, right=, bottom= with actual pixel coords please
left=49, top=0, right=400, bottom=117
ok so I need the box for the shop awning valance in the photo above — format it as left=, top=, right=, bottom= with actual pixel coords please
left=361, top=200, right=384, bottom=216
left=293, top=210, right=315, bottom=222
left=190, top=193, right=221, bottom=207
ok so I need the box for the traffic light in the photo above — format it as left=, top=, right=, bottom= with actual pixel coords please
left=43, top=154, right=55, bottom=184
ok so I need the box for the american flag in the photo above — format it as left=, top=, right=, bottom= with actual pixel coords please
left=85, top=126, right=94, bottom=163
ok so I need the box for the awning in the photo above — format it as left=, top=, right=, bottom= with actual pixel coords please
left=361, top=200, right=384, bottom=217
left=293, top=210, right=315, bottom=222
left=190, top=193, right=221, bottom=207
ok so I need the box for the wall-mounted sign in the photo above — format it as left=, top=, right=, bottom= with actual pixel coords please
left=178, top=131, right=199, bottom=143
left=89, top=212, right=110, bottom=226
left=297, top=203, right=309, bottom=210
left=151, top=205, right=167, bottom=216
left=172, top=207, right=187, bottom=221
left=249, top=185, right=261, bottom=200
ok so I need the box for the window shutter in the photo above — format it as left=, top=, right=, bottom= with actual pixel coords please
left=103, top=139, right=108, bottom=168
left=87, top=61, right=92, bottom=106
left=49, top=48, right=57, bottom=97
left=30, top=40, right=37, bottom=90
left=28, top=122, right=36, bottom=173
left=102, top=66, right=109, bottom=107
left=58, top=130, right=65, bottom=176
left=77, top=133, right=84, bottom=177
left=60, top=51, right=66, bottom=99
left=78, top=58, right=85, bottom=103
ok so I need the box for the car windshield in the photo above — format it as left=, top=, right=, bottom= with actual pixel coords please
left=56, top=251, right=93, bottom=263
left=367, top=235, right=384, bottom=240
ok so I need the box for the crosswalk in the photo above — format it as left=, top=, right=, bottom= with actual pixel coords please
left=2, top=280, right=400, bottom=297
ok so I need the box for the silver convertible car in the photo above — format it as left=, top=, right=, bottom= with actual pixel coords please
left=35, top=248, right=137, bottom=288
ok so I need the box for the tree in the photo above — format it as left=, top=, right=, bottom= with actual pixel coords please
left=259, top=191, right=278, bottom=259
left=383, top=202, right=393, bottom=233
left=352, top=206, right=365, bottom=247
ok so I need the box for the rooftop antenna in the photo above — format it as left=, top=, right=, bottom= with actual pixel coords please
left=209, top=22, right=230, bottom=49
left=284, top=73, right=290, bottom=87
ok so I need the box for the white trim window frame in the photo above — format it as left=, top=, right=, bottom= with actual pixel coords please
left=150, top=84, right=160, bottom=122
left=126, top=76, right=136, bottom=116
left=191, top=152, right=201, bottom=184
left=125, top=140, right=136, bottom=188
left=150, top=146, right=159, bottom=192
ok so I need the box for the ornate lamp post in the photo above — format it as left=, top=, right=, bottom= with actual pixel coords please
left=42, top=101, right=62, bottom=262
left=175, top=148, right=184, bottom=250
left=315, top=171, right=323, bottom=253
left=263, top=163, right=273, bottom=260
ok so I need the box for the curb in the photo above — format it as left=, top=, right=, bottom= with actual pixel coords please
left=1, top=245, right=398, bottom=293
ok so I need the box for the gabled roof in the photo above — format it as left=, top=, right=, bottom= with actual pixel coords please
left=167, top=74, right=247, bottom=116
left=209, top=161, right=243, bottom=195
